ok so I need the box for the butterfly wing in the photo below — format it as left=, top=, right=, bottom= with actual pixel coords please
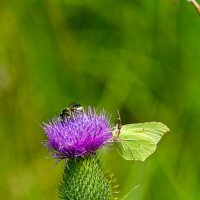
left=114, top=122, right=170, bottom=161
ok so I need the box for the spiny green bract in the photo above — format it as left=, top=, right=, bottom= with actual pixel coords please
left=58, top=156, right=117, bottom=200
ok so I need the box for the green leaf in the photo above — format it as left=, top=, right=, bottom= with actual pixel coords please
left=114, top=122, right=170, bottom=161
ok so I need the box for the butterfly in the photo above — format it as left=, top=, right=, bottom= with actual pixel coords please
left=112, top=113, right=170, bottom=161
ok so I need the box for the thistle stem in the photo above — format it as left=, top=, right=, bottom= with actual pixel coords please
left=58, top=156, right=115, bottom=200
left=188, top=0, right=200, bottom=15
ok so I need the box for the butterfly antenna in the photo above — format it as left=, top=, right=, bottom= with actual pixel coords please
left=117, top=110, right=121, bottom=130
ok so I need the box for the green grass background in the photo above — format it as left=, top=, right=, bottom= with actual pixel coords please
left=0, top=0, right=200, bottom=199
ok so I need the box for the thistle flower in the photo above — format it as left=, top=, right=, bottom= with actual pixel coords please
left=42, top=104, right=168, bottom=200
left=43, top=107, right=112, bottom=159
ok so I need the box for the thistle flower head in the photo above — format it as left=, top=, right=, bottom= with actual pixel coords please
left=43, top=107, right=112, bottom=159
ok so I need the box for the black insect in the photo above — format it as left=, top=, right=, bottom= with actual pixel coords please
left=60, top=103, right=83, bottom=122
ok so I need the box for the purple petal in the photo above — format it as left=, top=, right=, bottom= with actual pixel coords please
left=42, top=107, right=112, bottom=159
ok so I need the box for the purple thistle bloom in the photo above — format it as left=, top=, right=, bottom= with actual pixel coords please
left=43, top=107, right=112, bottom=159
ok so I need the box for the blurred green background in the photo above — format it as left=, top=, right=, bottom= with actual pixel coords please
left=0, top=0, right=200, bottom=199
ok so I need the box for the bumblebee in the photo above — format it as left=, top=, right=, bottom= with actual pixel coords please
left=60, top=103, right=83, bottom=121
